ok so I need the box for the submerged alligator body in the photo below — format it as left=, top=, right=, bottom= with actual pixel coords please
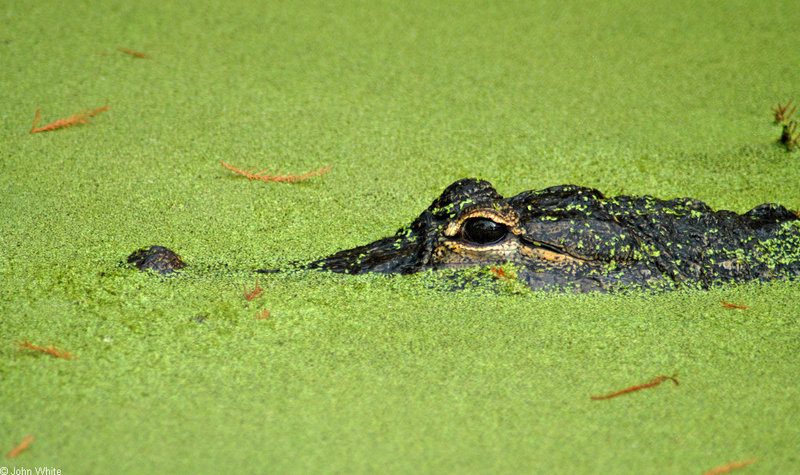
left=130, top=178, right=800, bottom=292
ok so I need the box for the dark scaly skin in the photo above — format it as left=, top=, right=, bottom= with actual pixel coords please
left=127, top=245, right=186, bottom=274
left=302, top=179, right=800, bottom=292
left=129, top=178, right=800, bottom=292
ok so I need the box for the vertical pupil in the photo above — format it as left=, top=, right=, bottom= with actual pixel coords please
left=463, top=218, right=508, bottom=244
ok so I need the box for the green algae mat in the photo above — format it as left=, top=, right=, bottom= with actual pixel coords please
left=2, top=0, right=800, bottom=472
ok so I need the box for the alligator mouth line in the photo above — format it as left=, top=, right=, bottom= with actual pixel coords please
left=518, top=237, right=586, bottom=263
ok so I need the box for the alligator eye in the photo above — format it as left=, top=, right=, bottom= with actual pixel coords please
left=461, top=217, right=508, bottom=245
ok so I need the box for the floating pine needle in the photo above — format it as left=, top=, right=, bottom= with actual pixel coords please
left=490, top=266, right=515, bottom=280
left=15, top=340, right=77, bottom=360
left=243, top=277, right=264, bottom=301
left=117, top=47, right=150, bottom=58
left=6, top=435, right=35, bottom=459
left=778, top=120, right=800, bottom=151
left=221, top=162, right=331, bottom=183
left=772, top=100, right=796, bottom=124
left=255, top=309, right=271, bottom=320
left=720, top=300, right=748, bottom=309
left=30, top=105, right=109, bottom=133
left=703, top=458, right=756, bottom=475
left=591, top=374, right=679, bottom=400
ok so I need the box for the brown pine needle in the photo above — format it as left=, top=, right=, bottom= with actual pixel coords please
left=243, top=277, right=264, bottom=301
left=221, top=161, right=331, bottom=183
left=591, top=374, right=679, bottom=400
left=30, top=105, right=109, bottom=133
left=490, top=266, right=515, bottom=280
left=6, top=435, right=35, bottom=459
left=255, top=309, right=272, bottom=320
left=720, top=300, right=748, bottom=309
left=117, top=47, right=150, bottom=58
left=703, top=458, right=756, bottom=475
left=778, top=120, right=800, bottom=152
left=772, top=100, right=795, bottom=123
left=16, top=340, right=78, bottom=360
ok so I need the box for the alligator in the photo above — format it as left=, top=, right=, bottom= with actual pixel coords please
left=128, top=178, right=800, bottom=292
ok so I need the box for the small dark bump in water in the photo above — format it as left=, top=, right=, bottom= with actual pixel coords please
left=127, top=245, right=186, bottom=274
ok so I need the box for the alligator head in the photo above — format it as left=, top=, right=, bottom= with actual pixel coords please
left=303, top=178, right=800, bottom=292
